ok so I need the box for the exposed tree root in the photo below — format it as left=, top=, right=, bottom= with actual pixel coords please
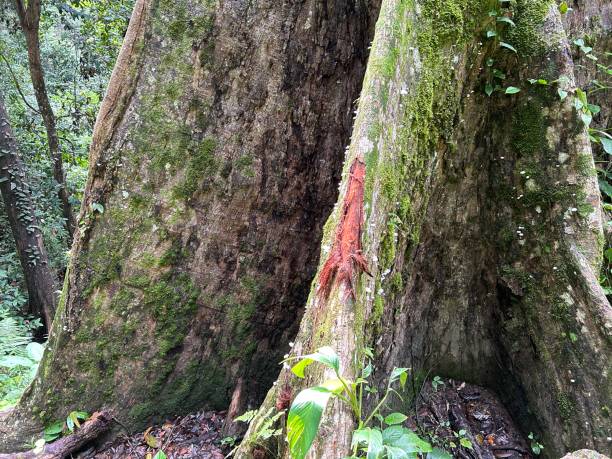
left=0, top=411, right=111, bottom=459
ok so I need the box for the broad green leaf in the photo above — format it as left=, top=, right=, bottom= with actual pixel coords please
left=153, top=452, right=167, bottom=459
left=486, top=30, right=497, bottom=38
left=287, top=386, right=333, bottom=459
left=599, top=137, right=612, bottom=154
left=291, top=346, right=340, bottom=378
left=558, top=89, right=568, bottom=100
left=427, top=447, right=453, bottom=459
left=352, top=428, right=383, bottom=459
left=44, top=420, right=64, bottom=436
left=500, top=42, right=517, bottom=53
left=320, top=378, right=345, bottom=394
left=588, top=104, right=601, bottom=115
left=599, top=179, right=612, bottom=199
left=394, top=431, right=432, bottom=454
left=362, top=363, right=373, bottom=379
left=385, top=445, right=410, bottom=459
left=559, top=1, right=568, bottom=14
left=485, top=83, right=494, bottom=97
left=384, top=413, right=408, bottom=426
left=576, top=88, right=588, bottom=105
left=574, top=98, right=584, bottom=110
left=389, top=367, right=409, bottom=384
left=505, top=86, right=521, bottom=94
left=91, top=202, right=104, bottom=214
left=580, top=111, right=592, bottom=127
left=26, top=342, right=44, bottom=362
left=382, top=425, right=404, bottom=445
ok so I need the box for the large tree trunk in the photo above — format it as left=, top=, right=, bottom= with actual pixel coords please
left=237, top=0, right=611, bottom=458
left=0, top=92, right=56, bottom=331
left=0, top=0, right=379, bottom=452
left=14, top=0, right=77, bottom=238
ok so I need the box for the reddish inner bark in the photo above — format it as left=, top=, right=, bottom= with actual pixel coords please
left=317, top=158, right=370, bottom=299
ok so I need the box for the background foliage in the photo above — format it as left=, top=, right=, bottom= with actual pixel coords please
left=0, top=0, right=133, bottom=408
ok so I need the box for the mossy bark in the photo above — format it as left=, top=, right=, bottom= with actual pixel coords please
left=0, top=0, right=380, bottom=451
left=237, top=0, right=611, bottom=458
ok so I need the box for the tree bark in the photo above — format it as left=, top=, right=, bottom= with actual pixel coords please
left=237, top=0, right=611, bottom=458
left=0, top=0, right=379, bottom=452
left=14, top=0, right=76, bottom=238
left=0, top=91, right=56, bottom=330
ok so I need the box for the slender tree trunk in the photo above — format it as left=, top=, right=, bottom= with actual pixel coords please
left=0, top=92, right=56, bottom=331
left=237, top=0, right=611, bottom=458
left=0, top=0, right=379, bottom=451
left=14, top=0, right=76, bottom=238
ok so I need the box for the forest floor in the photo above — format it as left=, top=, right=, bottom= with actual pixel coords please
left=75, top=378, right=531, bottom=459
left=85, top=411, right=227, bottom=459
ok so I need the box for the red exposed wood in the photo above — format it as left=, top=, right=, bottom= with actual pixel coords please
left=317, top=158, right=370, bottom=300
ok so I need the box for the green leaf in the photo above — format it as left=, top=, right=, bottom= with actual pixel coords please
left=393, top=430, right=432, bottom=454
left=44, top=420, right=64, bottom=437
left=235, top=409, right=257, bottom=423
left=496, top=16, right=516, bottom=27
left=74, top=411, right=89, bottom=420
left=493, top=69, right=506, bottom=79
left=26, top=342, right=44, bottom=362
left=580, top=111, right=592, bottom=127
left=389, top=367, right=409, bottom=384
left=576, top=88, right=588, bottom=105
left=385, top=445, right=410, bottom=459
left=399, top=371, right=408, bottom=390
left=291, top=346, right=340, bottom=378
left=599, top=137, right=612, bottom=155
left=66, top=415, right=75, bottom=432
left=500, top=42, right=517, bottom=53
left=486, top=30, right=497, bottom=38
left=427, top=448, right=453, bottom=459
left=559, top=1, right=568, bottom=14
left=505, top=86, right=521, bottom=94
left=604, top=248, right=612, bottom=262
left=362, top=362, right=373, bottom=379
left=569, top=332, right=578, bottom=342
left=587, top=104, right=601, bottom=115
left=287, top=386, right=334, bottom=459
left=459, top=438, right=473, bottom=449
left=558, top=89, right=568, bottom=100
left=352, top=428, right=383, bottom=459
left=486, top=58, right=495, bottom=67
left=153, top=452, right=167, bottom=459
left=320, top=378, right=345, bottom=394
left=91, top=202, right=104, bottom=213
left=384, top=413, right=408, bottom=426
left=485, top=83, right=494, bottom=97
left=382, top=426, right=404, bottom=445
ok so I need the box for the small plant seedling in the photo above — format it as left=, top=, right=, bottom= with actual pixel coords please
left=432, top=376, right=445, bottom=392
left=284, top=346, right=452, bottom=459
left=528, top=432, right=544, bottom=455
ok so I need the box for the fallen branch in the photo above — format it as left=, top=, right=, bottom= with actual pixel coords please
left=0, top=411, right=112, bottom=459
